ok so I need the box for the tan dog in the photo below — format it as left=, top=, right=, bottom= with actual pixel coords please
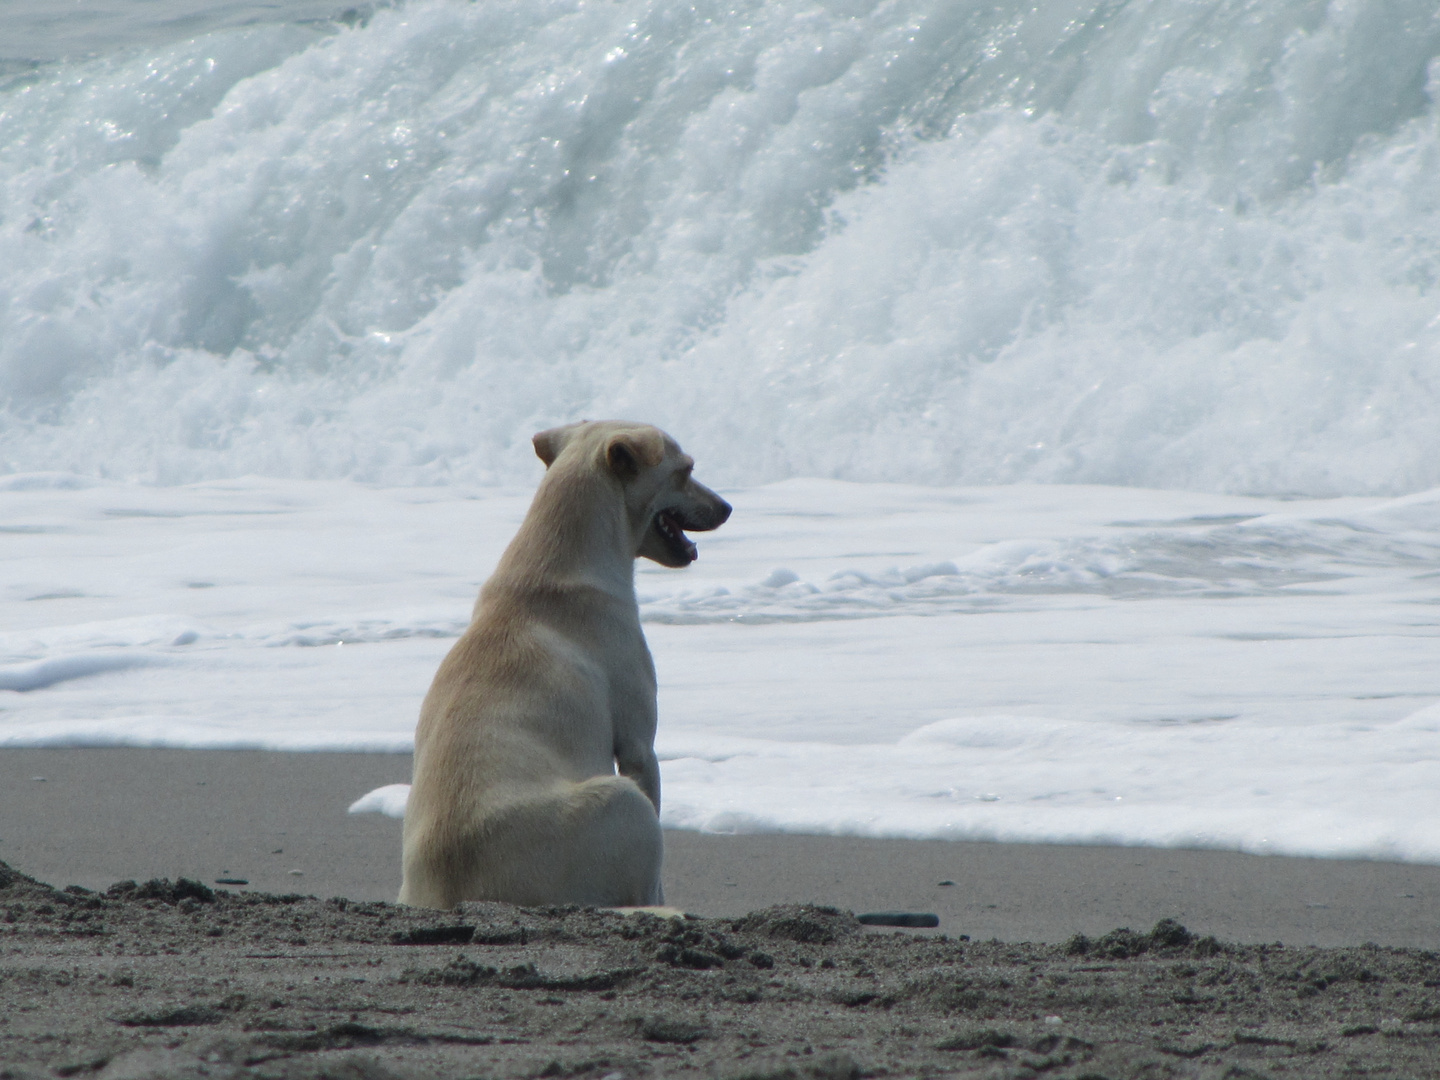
left=398, top=421, right=731, bottom=909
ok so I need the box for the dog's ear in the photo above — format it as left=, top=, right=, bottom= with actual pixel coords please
left=533, top=423, right=584, bottom=468
left=606, top=428, right=665, bottom=480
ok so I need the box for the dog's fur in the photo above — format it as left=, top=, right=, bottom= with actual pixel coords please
left=398, top=421, right=731, bottom=909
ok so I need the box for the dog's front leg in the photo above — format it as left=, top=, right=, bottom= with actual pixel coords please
left=615, top=745, right=661, bottom=815
left=617, top=744, right=665, bottom=906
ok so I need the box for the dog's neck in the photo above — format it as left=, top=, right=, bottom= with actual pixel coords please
left=490, top=464, right=638, bottom=603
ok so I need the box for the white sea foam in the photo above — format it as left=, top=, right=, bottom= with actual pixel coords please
left=3, top=477, right=1437, bottom=861
left=0, top=651, right=172, bottom=693
left=3, top=0, right=1440, bottom=492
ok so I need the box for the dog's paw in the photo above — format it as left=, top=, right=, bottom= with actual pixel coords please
left=602, top=904, right=690, bottom=919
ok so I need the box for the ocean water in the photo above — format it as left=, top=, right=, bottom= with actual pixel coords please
left=2, top=0, right=1438, bottom=862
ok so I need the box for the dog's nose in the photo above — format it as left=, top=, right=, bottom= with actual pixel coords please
left=715, top=497, right=732, bottom=525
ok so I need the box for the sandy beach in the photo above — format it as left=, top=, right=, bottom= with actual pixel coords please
left=5, top=0, right=1439, bottom=1074
left=2, top=747, right=1440, bottom=1078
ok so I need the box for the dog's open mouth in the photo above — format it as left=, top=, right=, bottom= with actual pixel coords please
left=654, top=510, right=699, bottom=564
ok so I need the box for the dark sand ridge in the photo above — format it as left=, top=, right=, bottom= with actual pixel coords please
left=1, top=747, right=1435, bottom=949
left=6, top=857, right=1440, bottom=1079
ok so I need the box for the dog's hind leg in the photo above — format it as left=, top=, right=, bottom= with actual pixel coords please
left=439, top=775, right=662, bottom=908
left=556, top=774, right=666, bottom=907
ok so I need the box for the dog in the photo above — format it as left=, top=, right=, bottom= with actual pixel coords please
left=398, top=421, right=731, bottom=909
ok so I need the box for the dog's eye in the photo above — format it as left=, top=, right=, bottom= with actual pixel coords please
left=675, top=464, right=693, bottom=485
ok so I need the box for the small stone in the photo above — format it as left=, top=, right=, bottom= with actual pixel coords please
left=857, top=911, right=939, bottom=928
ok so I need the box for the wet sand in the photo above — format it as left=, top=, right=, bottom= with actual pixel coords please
left=1, top=747, right=1436, bottom=948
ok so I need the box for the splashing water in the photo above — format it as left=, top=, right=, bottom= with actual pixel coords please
left=3, top=0, right=1440, bottom=492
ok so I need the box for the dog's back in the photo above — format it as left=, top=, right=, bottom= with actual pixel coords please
left=399, top=421, right=729, bottom=909
left=400, top=589, right=661, bottom=909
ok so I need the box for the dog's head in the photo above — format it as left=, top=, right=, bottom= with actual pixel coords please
left=533, top=421, right=731, bottom=567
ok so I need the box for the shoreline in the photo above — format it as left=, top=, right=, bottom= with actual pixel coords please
left=1, top=746, right=1436, bottom=948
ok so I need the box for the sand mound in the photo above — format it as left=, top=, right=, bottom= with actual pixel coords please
left=1, top=861, right=1437, bottom=1078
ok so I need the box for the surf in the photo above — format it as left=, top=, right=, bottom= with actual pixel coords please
left=2, top=0, right=1438, bottom=494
